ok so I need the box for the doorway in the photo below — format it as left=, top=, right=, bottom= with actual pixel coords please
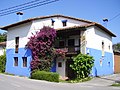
left=66, top=59, right=76, bottom=79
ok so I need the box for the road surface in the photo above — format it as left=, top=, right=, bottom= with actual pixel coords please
left=0, top=74, right=119, bottom=90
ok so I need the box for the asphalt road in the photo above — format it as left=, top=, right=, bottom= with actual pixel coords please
left=0, top=74, right=120, bottom=90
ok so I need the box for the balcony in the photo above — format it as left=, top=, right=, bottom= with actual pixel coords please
left=55, top=46, right=80, bottom=55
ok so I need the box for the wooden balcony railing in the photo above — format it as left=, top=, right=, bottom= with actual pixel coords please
left=55, top=46, right=80, bottom=54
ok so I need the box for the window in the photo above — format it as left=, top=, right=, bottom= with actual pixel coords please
left=62, top=20, right=67, bottom=27
left=14, top=57, right=18, bottom=66
left=22, top=57, right=27, bottom=67
left=58, top=62, right=62, bottom=67
left=59, top=41, right=65, bottom=47
left=51, top=19, right=55, bottom=26
left=15, top=37, right=19, bottom=53
left=15, top=37, right=19, bottom=45
left=108, top=45, right=110, bottom=50
left=68, top=39, right=74, bottom=46
left=102, top=41, right=105, bottom=56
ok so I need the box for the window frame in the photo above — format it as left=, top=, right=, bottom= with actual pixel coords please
left=15, top=37, right=19, bottom=53
left=14, top=57, right=18, bottom=66
left=102, top=41, right=105, bottom=56
left=58, top=62, right=62, bottom=67
left=51, top=19, right=55, bottom=26
left=68, top=39, right=75, bottom=46
left=62, top=20, right=67, bottom=27
left=22, top=57, right=27, bottom=67
left=59, top=40, right=65, bottom=48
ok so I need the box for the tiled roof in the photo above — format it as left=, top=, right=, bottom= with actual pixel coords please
left=57, top=22, right=116, bottom=37
left=0, top=14, right=116, bottom=37
left=114, top=51, right=120, bottom=55
left=0, top=14, right=92, bottom=30
left=57, top=23, right=95, bottom=31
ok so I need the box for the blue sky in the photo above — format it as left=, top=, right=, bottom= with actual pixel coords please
left=0, top=0, right=120, bottom=44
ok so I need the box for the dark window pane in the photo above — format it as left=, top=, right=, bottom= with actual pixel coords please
left=15, top=37, right=19, bottom=53
left=59, top=41, right=64, bottom=47
left=15, top=37, right=19, bottom=45
left=22, top=57, right=27, bottom=67
left=62, top=20, right=67, bottom=27
left=68, top=39, right=74, bottom=46
left=14, top=57, right=18, bottom=66
left=58, top=62, right=62, bottom=67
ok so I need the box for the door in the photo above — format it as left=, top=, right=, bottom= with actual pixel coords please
left=66, top=59, right=76, bottom=79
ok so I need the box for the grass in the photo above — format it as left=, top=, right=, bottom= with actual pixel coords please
left=111, top=83, right=120, bottom=87
left=3, top=72, right=15, bottom=76
left=60, top=77, right=92, bottom=83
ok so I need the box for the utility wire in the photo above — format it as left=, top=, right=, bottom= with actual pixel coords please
left=0, top=0, right=41, bottom=12
left=109, top=12, right=120, bottom=22
left=0, top=0, right=59, bottom=17
left=0, top=0, right=49, bottom=14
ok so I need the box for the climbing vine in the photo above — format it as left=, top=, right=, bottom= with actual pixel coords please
left=27, top=26, right=66, bottom=71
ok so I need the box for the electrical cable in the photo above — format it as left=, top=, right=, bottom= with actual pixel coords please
left=0, top=0, right=59, bottom=17
left=109, top=12, right=120, bottom=22
left=0, top=0, right=49, bottom=14
left=0, top=0, right=41, bottom=12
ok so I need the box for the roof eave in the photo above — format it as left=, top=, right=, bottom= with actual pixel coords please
left=0, top=19, right=32, bottom=30
left=94, top=23, right=116, bottom=37
left=0, top=14, right=92, bottom=30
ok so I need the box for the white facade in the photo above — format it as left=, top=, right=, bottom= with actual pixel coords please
left=7, top=22, right=32, bottom=49
left=86, top=26, right=113, bottom=53
left=7, top=16, right=89, bottom=50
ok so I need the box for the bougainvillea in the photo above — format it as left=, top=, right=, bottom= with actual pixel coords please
left=54, top=48, right=67, bottom=58
left=27, top=26, right=56, bottom=71
left=27, top=26, right=67, bottom=71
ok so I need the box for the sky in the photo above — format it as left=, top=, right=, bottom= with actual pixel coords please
left=0, top=0, right=120, bottom=44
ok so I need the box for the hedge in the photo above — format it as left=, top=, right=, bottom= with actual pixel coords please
left=31, top=70, right=59, bottom=82
left=0, top=52, right=6, bottom=73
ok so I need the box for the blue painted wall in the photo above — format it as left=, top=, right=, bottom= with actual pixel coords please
left=5, top=48, right=32, bottom=77
left=87, top=48, right=114, bottom=76
left=50, top=59, right=56, bottom=72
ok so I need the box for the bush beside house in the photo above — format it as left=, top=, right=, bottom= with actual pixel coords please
left=31, top=70, right=59, bottom=82
left=70, top=54, right=94, bottom=80
left=0, top=52, right=6, bottom=73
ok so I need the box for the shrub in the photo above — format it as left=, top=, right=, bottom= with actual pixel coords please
left=0, top=52, right=6, bottom=73
left=70, top=53, right=94, bottom=79
left=31, top=70, right=59, bottom=82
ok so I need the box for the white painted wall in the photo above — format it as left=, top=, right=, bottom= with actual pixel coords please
left=0, top=46, right=5, bottom=55
left=86, top=26, right=113, bottom=53
left=80, top=30, right=86, bottom=54
left=31, top=17, right=88, bottom=31
left=7, top=22, right=32, bottom=49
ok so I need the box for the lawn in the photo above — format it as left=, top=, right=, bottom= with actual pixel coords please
left=111, top=83, right=120, bottom=87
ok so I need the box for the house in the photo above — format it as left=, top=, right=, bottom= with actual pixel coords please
left=0, top=15, right=116, bottom=78
left=0, top=42, right=6, bottom=55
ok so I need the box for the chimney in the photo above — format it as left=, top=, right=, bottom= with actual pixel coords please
left=16, top=12, right=23, bottom=21
left=102, top=18, right=108, bottom=28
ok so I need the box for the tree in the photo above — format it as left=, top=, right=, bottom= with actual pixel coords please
left=0, top=50, right=6, bottom=73
left=70, top=54, right=94, bottom=79
left=0, top=32, right=7, bottom=42
left=113, top=43, right=120, bottom=52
